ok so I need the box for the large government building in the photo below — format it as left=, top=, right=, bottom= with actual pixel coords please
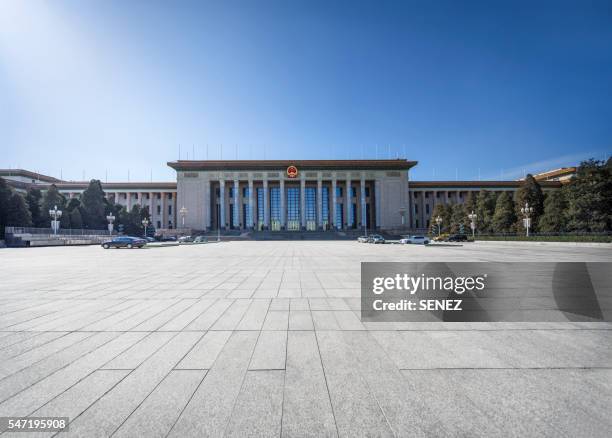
left=1, top=160, right=573, bottom=232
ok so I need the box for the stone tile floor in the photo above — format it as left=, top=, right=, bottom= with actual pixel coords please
left=0, top=241, right=611, bottom=437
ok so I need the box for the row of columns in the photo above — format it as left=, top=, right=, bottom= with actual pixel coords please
left=66, top=191, right=177, bottom=229
left=215, top=177, right=371, bottom=230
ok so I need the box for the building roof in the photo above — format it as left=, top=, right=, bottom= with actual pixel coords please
left=0, top=169, right=63, bottom=183
left=409, top=180, right=562, bottom=189
left=53, top=182, right=177, bottom=190
left=167, top=159, right=418, bottom=172
left=532, top=167, right=576, bottom=181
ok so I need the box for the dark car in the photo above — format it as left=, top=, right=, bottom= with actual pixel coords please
left=447, top=234, right=468, bottom=242
left=101, top=236, right=147, bottom=249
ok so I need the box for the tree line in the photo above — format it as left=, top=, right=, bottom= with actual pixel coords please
left=0, top=178, right=152, bottom=239
left=429, top=158, right=611, bottom=235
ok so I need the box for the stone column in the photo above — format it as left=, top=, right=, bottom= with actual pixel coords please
left=300, top=177, right=306, bottom=229
left=234, top=179, right=240, bottom=229
left=161, top=193, right=167, bottom=228
left=248, top=179, right=254, bottom=229
left=219, top=179, right=226, bottom=230
left=263, top=179, right=269, bottom=228
left=375, top=179, right=382, bottom=229
left=204, top=179, right=211, bottom=231
left=332, top=178, right=337, bottom=229
left=172, top=193, right=177, bottom=229
left=361, top=177, right=367, bottom=230
left=317, top=177, right=323, bottom=229
left=126, top=192, right=132, bottom=211
left=345, top=178, right=351, bottom=229
left=280, top=179, right=285, bottom=229
left=149, top=192, right=154, bottom=223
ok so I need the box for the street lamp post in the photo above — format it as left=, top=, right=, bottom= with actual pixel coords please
left=435, top=215, right=442, bottom=236
left=106, top=213, right=115, bottom=235
left=398, top=207, right=406, bottom=229
left=142, top=218, right=149, bottom=238
left=49, top=205, right=62, bottom=235
left=179, top=206, right=188, bottom=228
left=521, top=202, right=534, bottom=237
left=468, top=211, right=477, bottom=239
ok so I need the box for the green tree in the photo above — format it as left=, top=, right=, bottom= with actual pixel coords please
left=564, top=159, right=612, bottom=232
left=41, top=184, right=66, bottom=228
left=430, top=203, right=451, bottom=234
left=80, top=180, right=107, bottom=229
left=5, top=192, right=32, bottom=227
left=515, top=174, right=544, bottom=233
left=69, top=208, right=84, bottom=229
left=25, top=188, right=44, bottom=227
left=0, top=177, right=13, bottom=238
left=538, top=190, right=568, bottom=232
left=450, top=203, right=467, bottom=234
left=475, top=190, right=497, bottom=233
left=492, top=192, right=516, bottom=233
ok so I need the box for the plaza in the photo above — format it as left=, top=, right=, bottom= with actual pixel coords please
left=0, top=241, right=611, bottom=437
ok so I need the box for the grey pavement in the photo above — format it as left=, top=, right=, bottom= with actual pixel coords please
left=0, top=241, right=611, bottom=437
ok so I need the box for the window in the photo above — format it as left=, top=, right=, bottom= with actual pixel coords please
left=243, top=187, right=252, bottom=227
left=305, top=187, right=316, bottom=230
left=415, top=205, right=418, bottom=214
left=157, top=193, right=161, bottom=199
left=215, top=188, right=220, bottom=197
left=425, top=192, right=429, bottom=198
left=321, top=187, right=329, bottom=227
left=426, top=204, right=430, bottom=215
left=168, top=205, right=172, bottom=215
left=415, top=192, right=419, bottom=198
left=231, top=187, right=239, bottom=228
left=335, top=187, right=342, bottom=197
left=270, top=187, right=281, bottom=230
left=335, top=203, right=343, bottom=229
left=365, top=187, right=370, bottom=197
left=156, top=221, right=161, bottom=228
left=156, top=205, right=161, bottom=215
left=168, top=193, right=173, bottom=199
left=286, top=187, right=300, bottom=230
left=257, top=188, right=265, bottom=226
left=436, top=192, right=440, bottom=199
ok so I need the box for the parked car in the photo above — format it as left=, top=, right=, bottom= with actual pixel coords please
left=178, top=235, right=193, bottom=243
left=399, top=235, right=430, bottom=245
left=143, top=236, right=156, bottom=242
left=101, top=236, right=147, bottom=249
left=159, top=236, right=177, bottom=242
left=447, top=234, right=468, bottom=242
left=368, top=234, right=385, bottom=244
left=193, top=236, right=208, bottom=243
left=357, top=236, right=369, bottom=243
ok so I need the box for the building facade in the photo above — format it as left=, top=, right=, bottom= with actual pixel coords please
left=170, top=160, right=415, bottom=231
left=2, top=162, right=571, bottom=232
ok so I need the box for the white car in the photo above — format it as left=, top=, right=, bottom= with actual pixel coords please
left=400, top=235, right=430, bottom=245
left=357, top=236, right=369, bottom=243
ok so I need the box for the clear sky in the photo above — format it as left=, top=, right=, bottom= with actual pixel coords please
left=1, top=0, right=611, bottom=182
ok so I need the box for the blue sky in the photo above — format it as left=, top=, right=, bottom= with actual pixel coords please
left=1, top=0, right=611, bottom=182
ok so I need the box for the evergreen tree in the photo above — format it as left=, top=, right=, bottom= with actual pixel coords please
left=565, top=159, right=612, bottom=232
left=450, top=203, right=467, bottom=234
left=492, top=192, right=516, bottom=233
left=66, top=197, right=81, bottom=212
left=25, top=188, right=43, bottom=227
left=5, top=193, right=32, bottom=227
left=538, top=191, right=568, bottom=232
left=515, top=174, right=544, bottom=232
left=0, top=177, right=13, bottom=238
left=80, top=180, right=107, bottom=229
left=41, top=184, right=66, bottom=228
left=475, top=190, right=497, bottom=233
left=69, top=208, right=83, bottom=229
left=430, top=203, right=450, bottom=234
